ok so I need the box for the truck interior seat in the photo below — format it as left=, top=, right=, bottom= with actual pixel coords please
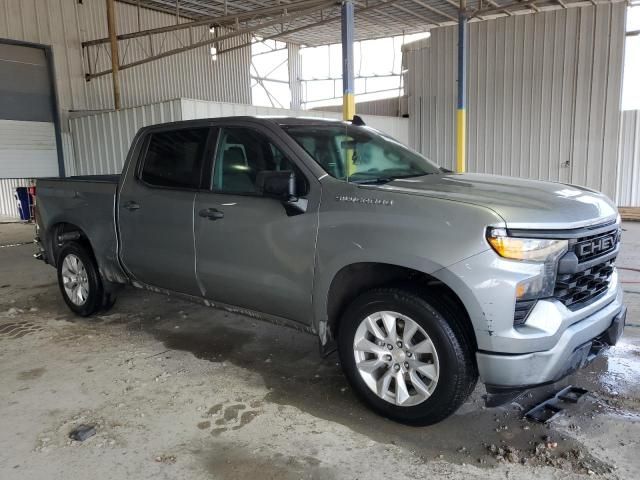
left=219, top=147, right=255, bottom=193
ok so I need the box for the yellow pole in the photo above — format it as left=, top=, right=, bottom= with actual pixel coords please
left=456, top=109, right=466, bottom=172
left=343, top=93, right=355, bottom=121
left=456, top=0, right=467, bottom=173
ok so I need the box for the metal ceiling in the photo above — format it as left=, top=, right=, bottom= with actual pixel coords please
left=122, top=0, right=621, bottom=46
left=83, top=0, right=621, bottom=82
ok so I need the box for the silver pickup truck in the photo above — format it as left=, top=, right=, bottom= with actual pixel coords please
left=35, top=116, right=626, bottom=425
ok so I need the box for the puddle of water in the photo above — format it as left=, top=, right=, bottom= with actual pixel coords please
left=574, top=338, right=640, bottom=416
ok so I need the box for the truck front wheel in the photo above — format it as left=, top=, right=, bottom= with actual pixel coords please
left=56, top=242, right=105, bottom=317
left=337, top=288, right=477, bottom=425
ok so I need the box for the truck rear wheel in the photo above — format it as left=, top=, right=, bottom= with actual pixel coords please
left=56, top=242, right=105, bottom=317
left=337, top=288, right=477, bottom=425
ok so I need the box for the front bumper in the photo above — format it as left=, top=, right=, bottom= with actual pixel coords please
left=477, top=299, right=626, bottom=389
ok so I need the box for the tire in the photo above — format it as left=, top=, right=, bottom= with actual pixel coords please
left=56, top=241, right=105, bottom=317
left=100, top=292, right=117, bottom=313
left=337, top=288, right=477, bottom=426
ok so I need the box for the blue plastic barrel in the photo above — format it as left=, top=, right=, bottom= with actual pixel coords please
left=15, top=187, right=31, bottom=221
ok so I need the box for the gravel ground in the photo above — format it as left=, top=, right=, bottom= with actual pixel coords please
left=0, top=221, right=639, bottom=480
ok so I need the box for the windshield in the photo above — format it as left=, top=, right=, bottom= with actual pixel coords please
left=282, top=124, right=443, bottom=184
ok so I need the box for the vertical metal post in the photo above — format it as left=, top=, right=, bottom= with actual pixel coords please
left=456, top=0, right=467, bottom=173
left=288, top=43, right=303, bottom=109
left=341, top=0, right=355, bottom=122
left=106, top=0, right=121, bottom=110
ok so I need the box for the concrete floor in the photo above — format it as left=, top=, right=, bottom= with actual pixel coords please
left=0, top=222, right=639, bottom=480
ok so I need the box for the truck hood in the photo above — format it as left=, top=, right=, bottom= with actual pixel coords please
left=377, top=173, right=618, bottom=229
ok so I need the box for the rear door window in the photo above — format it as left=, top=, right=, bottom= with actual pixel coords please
left=140, top=128, right=209, bottom=189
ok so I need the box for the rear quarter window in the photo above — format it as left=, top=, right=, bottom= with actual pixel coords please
left=139, top=128, right=209, bottom=189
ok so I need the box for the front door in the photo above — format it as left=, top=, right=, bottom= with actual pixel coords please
left=194, top=123, right=319, bottom=324
left=118, top=126, right=211, bottom=296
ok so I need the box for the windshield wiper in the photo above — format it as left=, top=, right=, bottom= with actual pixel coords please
left=350, top=177, right=394, bottom=185
left=350, top=172, right=435, bottom=185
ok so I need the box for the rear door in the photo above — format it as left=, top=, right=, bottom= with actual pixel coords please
left=118, top=125, right=213, bottom=295
left=194, top=121, right=319, bottom=324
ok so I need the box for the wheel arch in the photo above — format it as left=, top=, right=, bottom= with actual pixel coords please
left=48, top=222, right=95, bottom=267
left=322, top=262, right=477, bottom=354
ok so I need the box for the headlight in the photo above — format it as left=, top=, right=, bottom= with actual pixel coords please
left=486, top=227, right=568, bottom=262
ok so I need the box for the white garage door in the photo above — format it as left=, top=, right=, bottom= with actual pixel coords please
left=0, top=42, right=60, bottom=178
left=0, top=120, right=58, bottom=177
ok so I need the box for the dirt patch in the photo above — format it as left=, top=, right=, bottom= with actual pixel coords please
left=17, top=367, right=46, bottom=381
left=204, top=443, right=332, bottom=480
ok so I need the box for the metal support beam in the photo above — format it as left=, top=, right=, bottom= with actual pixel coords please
left=341, top=0, right=355, bottom=122
left=86, top=2, right=335, bottom=79
left=456, top=0, right=467, bottom=173
left=106, top=0, right=121, bottom=110
left=406, top=0, right=457, bottom=21
left=287, top=43, right=303, bottom=109
left=83, top=0, right=332, bottom=47
left=471, top=0, right=540, bottom=18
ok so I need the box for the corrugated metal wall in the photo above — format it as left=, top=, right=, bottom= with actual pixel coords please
left=404, top=3, right=626, bottom=199
left=0, top=0, right=252, bottom=214
left=79, top=1, right=251, bottom=110
left=314, top=96, right=408, bottom=117
left=69, top=99, right=182, bottom=175
left=0, top=0, right=251, bottom=122
left=68, top=98, right=410, bottom=175
left=0, top=178, right=32, bottom=218
left=179, top=98, right=410, bottom=143
left=617, top=110, right=640, bottom=207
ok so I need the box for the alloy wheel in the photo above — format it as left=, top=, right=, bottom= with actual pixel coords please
left=352, top=311, right=440, bottom=406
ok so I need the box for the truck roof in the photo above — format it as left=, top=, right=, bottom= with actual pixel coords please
left=138, top=116, right=351, bottom=131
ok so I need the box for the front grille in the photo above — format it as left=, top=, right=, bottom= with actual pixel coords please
left=554, top=258, right=615, bottom=310
left=573, top=228, right=619, bottom=263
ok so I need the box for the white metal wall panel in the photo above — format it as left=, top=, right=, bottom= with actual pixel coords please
left=69, top=99, right=182, bottom=175
left=617, top=110, right=640, bottom=207
left=0, top=0, right=251, bottom=123
left=0, top=120, right=58, bottom=177
left=0, top=178, right=31, bottom=218
left=79, top=1, right=251, bottom=110
left=179, top=99, right=410, bottom=145
left=61, top=132, right=76, bottom=177
left=313, top=97, right=408, bottom=117
left=68, top=98, right=409, bottom=176
left=404, top=4, right=625, bottom=199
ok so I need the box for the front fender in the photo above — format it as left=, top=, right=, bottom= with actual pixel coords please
left=312, top=249, right=447, bottom=345
left=311, top=180, right=505, bottom=347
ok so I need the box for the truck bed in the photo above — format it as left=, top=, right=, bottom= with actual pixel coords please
left=51, top=174, right=121, bottom=183
left=36, top=176, right=127, bottom=283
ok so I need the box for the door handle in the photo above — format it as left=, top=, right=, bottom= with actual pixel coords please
left=122, top=200, right=140, bottom=211
left=199, top=208, right=224, bottom=220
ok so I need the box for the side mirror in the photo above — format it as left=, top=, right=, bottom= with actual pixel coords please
left=256, top=170, right=293, bottom=199
left=256, top=170, right=307, bottom=215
